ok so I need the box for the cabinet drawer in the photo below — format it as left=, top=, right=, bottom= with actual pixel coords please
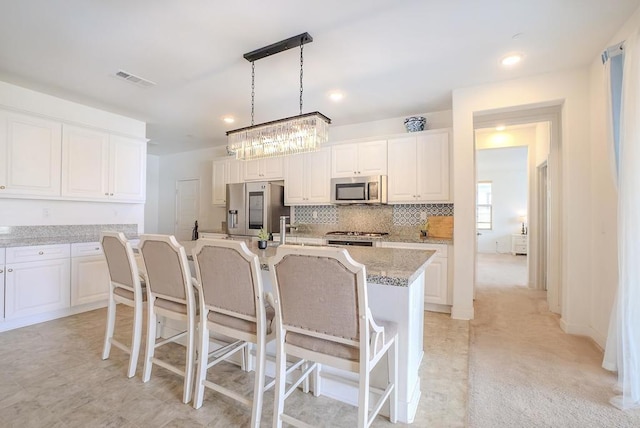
left=513, top=236, right=527, bottom=245
left=0, top=248, right=5, bottom=262
left=514, top=244, right=527, bottom=253
left=6, top=244, right=70, bottom=263
left=71, top=242, right=103, bottom=257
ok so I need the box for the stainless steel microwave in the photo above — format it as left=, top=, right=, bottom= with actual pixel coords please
left=330, top=175, right=387, bottom=204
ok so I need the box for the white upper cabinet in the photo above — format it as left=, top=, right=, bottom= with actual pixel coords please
left=109, top=135, right=147, bottom=202
left=284, top=147, right=331, bottom=205
left=387, top=130, right=450, bottom=203
left=331, top=140, right=387, bottom=178
left=243, top=157, right=283, bottom=181
left=212, top=158, right=244, bottom=206
left=62, top=126, right=146, bottom=202
left=0, top=110, right=62, bottom=197
left=62, top=125, right=110, bottom=199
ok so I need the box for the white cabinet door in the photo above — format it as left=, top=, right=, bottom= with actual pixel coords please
left=331, top=143, right=359, bottom=177
left=0, top=111, right=62, bottom=197
left=243, top=159, right=262, bottom=181
left=5, top=258, right=71, bottom=319
left=305, top=148, right=331, bottom=203
left=262, top=157, right=283, bottom=179
left=109, top=135, right=146, bottom=202
left=387, top=136, right=418, bottom=203
left=61, top=125, right=110, bottom=199
left=227, top=159, right=244, bottom=184
left=71, top=254, right=109, bottom=306
left=423, top=257, right=448, bottom=305
left=416, top=132, right=449, bottom=202
left=379, top=241, right=450, bottom=306
left=212, top=160, right=227, bottom=205
left=284, top=153, right=306, bottom=204
left=357, top=140, right=387, bottom=176
left=285, top=148, right=330, bottom=205
left=244, top=157, right=284, bottom=181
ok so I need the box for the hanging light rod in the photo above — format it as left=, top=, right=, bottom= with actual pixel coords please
left=243, top=32, right=313, bottom=62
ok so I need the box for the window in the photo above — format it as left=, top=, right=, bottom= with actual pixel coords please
left=477, top=181, right=492, bottom=230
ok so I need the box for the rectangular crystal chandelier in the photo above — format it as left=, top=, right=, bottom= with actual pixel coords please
left=227, top=111, right=330, bottom=160
left=226, top=33, right=331, bottom=161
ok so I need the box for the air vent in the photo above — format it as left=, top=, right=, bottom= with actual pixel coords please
left=114, top=70, right=156, bottom=88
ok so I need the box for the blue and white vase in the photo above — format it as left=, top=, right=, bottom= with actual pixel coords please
left=404, top=116, right=426, bottom=132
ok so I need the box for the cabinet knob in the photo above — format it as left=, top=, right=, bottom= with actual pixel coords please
left=38, top=251, right=44, bottom=255
left=105, top=193, right=109, bottom=196
left=95, top=247, right=100, bottom=250
left=0, top=269, right=3, bottom=273
left=7, top=268, right=12, bottom=272
left=0, top=185, right=5, bottom=189
left=110, top=193, right=114, bottom=196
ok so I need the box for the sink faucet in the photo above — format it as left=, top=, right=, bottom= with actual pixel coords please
left=279, top=216, right=296, bottom=245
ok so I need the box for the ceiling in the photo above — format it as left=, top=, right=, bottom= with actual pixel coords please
left=0, top=0, right=638, bottom=155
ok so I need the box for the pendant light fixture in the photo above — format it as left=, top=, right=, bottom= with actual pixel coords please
left=227, top=32, right=331, bottom=160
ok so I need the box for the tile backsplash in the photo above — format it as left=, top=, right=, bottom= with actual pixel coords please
left=293, top=204, right=454, bottom=230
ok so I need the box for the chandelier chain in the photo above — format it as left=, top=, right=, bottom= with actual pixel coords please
left=300, top=42, right=304, bottom=115
left=251, top=61, right=255, bottom=126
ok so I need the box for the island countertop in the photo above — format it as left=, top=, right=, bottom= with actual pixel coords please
left=182, top=240, right=435, bottom=288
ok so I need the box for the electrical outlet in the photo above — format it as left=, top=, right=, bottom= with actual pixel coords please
left=312, top=210, right=318, bottom=219
left=420, top=212, right=427, bottom=220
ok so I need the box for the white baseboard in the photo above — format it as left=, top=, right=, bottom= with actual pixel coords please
left=451, top=305, right=474, bottom=320
left=424, top=303, right=451, bottom=314
left=559, top=318, right=607, bottom=349
left=0, top=300, right=107, bottom=333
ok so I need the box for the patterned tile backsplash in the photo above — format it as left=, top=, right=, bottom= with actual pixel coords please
left=293, top=204, right=454, bottom=228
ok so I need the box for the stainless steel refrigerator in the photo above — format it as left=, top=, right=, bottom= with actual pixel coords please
left=226, top=181, right=290, bottom=237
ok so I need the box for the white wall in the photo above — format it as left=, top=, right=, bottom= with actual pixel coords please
left=0, top=80, right=147, bottom=232
left=144, top=154, right=160, bottom=233
left=476, top=147, right=528, bottom=254
left=155, top=146, right=228, bottom=234
left=452, top=69, right=592, bottom=327
left=585, top=6, right=640, bottom=346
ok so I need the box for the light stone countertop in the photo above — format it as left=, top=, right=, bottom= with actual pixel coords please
left=0, top=233, right=139, bottom=248
left=183, top=239, right=435, bottom=287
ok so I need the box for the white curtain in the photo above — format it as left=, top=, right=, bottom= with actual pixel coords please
left=603, top=29, right=640, bottom=410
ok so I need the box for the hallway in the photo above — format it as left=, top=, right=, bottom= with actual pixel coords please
left=468, top=254, right=640, bottom=427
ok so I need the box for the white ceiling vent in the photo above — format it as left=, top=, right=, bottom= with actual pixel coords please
left=114, top=70, right=156, bottom=88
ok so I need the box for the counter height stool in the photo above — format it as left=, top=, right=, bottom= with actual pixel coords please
left=138, top=234, right=197, bottom=404
left=269, top=245, right=398, bottom=428
left=101, top=232, right=146, bottom=378
left=191, top=238, right=279, bottom=428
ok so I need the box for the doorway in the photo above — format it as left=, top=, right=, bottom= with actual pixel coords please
left=475, top=140, right=530, bottom=288
left=175, top=179, right=200, bottom=241
left=472, top=106, right=562, bottom=315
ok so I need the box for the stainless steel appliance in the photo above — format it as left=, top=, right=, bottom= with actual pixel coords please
left=226, top=181, right=290, bottom=237
left=330, top=175, right=387, bottom=204
left=325, top=231, right=389, bottom=247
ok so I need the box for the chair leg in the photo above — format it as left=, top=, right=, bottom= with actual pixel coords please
left=388, top=339, right=398, bottom=424
left=182, top=309, right=196, bottom=404
left=142, top=304, right=157, bottom=383
left=358, top=363, right=370, bottom=428
left=193, top=322, right=209, bottom=409
left=102, top=294, right=116, bottom=360
left=313, top=363, right=321, bottom=397
left=272, top=343, right=287, bottom=428
left=127, top=300, right=143, bottom=378
left=251, top=338, right=266, bottom=428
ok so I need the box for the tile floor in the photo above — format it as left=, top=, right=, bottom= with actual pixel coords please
left=0, top=306, right=468, bottom=427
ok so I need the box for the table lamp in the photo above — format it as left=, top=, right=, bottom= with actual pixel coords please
left=519, top=215, right=527, bottom=235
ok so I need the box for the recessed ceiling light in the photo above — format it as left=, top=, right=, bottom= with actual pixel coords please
left=501, top=54, right=523, bottom=66
left=495, top=125, right=506, bottom=131
left=222, top=116, right=235, bottom=124
left=329, top=92, right=344, bottom=102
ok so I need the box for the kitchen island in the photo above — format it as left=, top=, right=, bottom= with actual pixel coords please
left=184, top=239, right=434, bottom=423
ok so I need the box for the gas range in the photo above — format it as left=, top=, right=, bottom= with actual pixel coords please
left=325, top=231, right=388, bottom=247
left=325, top=231, right=389, bottom=237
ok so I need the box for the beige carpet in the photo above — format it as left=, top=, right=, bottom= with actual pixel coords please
left=469, top=253, right=640, bottom=427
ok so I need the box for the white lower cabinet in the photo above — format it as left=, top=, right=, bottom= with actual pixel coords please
left=380, top=241, right=451, bottom=309
left=5, top=244, right=71, bottom=320
left=71, top=242, right=110, bottom=306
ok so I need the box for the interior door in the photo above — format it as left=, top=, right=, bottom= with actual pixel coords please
left=175, top=179, right=200, bottom=241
